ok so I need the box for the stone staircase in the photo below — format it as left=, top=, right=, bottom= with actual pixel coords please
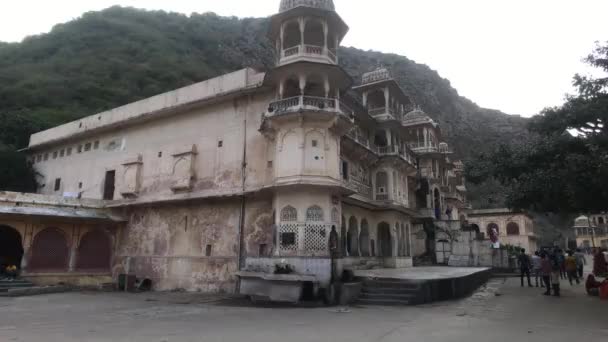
left=357, top=278, right=423, bottom=306
left=0, top=277, right=35, bottom=293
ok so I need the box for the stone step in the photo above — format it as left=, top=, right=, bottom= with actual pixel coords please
left=361, top=280, right=419, bottom=290
left=361, top=286, right=419, bottom=295
left=0, top=282, right=35, bottom=289
left=359, top=292, right=415, bottom=301
left=356, top=297, right=411, bottom=306
left=0, top=286, right=70, bottom=297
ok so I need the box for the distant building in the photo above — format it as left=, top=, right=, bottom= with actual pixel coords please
left=573, top=215, right=608, bottom=249
left=466, top=209, right=538, bottom=253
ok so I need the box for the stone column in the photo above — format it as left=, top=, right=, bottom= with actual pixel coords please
left=322, top=20, right=328, bottom=51
left=299, top=17, right=305, bottom=49
left=384, top=87, right=390, bottom=110
left=20, top=225, right=31, bottom=271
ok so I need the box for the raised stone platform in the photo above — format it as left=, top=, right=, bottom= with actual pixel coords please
left=354, top=266, right=491, bottom=305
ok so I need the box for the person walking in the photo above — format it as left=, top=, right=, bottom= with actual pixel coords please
left=518, top=249, right=533, bottom=287
left=531, top=251, right=543, bottom=287
left=550, top=249, right=562, bottom=296
left=565, top=250, right=580, bottom=285
left=540, top=252, right=552, bottom=295
left=574, top=248, right=586, bottom=279
left=557, top=249, right=566, bottom=279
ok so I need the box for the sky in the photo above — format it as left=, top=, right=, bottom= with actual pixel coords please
left=1, top=0, right=606, bottom=117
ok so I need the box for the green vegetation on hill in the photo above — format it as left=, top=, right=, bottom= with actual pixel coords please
left=0, top=6, right=529, bottom=200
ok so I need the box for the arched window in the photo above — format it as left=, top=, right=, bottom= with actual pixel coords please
left=599, top=217, right=605, bottom=225
left=487, top=223, right=499, bottom=238
left=306, top=205, right=324, bottom=222
left=283, top=20, right=301, bottom=49
left=281, top=206, right=298, bottom=222
left=29, top=228, right=69, bottom=271
left=506, top=222, right=520, bottom=235
left=304, top=18, right=324, bottom=46
left=76, top=230, right=112, bottom=271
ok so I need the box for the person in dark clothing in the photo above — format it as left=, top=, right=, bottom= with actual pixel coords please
left=550, top=249, right=562, bottom=296
left=518, top=249, right=533, bottom=287
left=540, top=252, right=552, bottom=295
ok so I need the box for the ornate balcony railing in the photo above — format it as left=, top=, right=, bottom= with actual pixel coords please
left=267, top=96, right=354, bottom=119
left=368, top=107, right=398, bottom=120
left=343, top=179, right=373, bottom=199
left=409, top=142, right=438, bottom=153
left=345, top=130, right=374, bottom=151
left=376, top=193, right=389, bottom=201
left=281, top=44, right=337, bottom=63
left=377, top=145, right=416, bottom=166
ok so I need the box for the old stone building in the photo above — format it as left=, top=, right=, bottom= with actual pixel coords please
left=573, top=215, right=608, bottom=250
left=467, top=209, right=538, bottom=253
left=0, top=0, right=467, bottom=293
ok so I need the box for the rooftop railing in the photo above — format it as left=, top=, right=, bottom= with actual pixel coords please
left=267, top=96, right=354, bottom=119
left=281, top=44, right=337, bottom=64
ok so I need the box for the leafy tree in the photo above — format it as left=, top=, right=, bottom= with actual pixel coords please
left=466, top=41, right=608, bottom=213
left=0, top=149, right=37, bottom=192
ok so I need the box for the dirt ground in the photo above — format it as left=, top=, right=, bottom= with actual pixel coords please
left=0, top=275, right=605, bottom=342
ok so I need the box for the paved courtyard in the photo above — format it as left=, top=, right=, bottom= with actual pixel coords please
left=0, top=276, right=605, bottom=342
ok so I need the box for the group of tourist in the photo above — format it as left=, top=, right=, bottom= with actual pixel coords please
left=517, top=247, right=608, bottom=297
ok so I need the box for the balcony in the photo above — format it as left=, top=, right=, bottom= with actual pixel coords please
left=409, top=142, right=439, bottom=154
left=377, top=145, right=416, bottom=166
left=267, top=96, right=354, bottom=120
left=368, top=107, right=399, bottom=121
left=345, top=130, right=376, bottom=152
left=343, top=179, right=373, bottom=199
left=280, top=45, right=337, bottom=65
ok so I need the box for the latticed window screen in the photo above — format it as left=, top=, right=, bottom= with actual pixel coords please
left=281, top=206, right=298, bottom=222
left=304, top=224, right=328, bottom=252
left=278, top=223, right=299, bottom=252
left=306, top=206, right=324, bottom=222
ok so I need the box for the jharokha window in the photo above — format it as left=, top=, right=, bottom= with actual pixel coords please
left=306, top=206, right=324, bottom=222
left=280, top=206, right=298, bottom=222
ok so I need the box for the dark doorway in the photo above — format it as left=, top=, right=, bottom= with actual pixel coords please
left=377, top=222, right=392, bottom=257
left=0, top=225, right=23, bottom=269
left=103, top=170, right=116, bottom=200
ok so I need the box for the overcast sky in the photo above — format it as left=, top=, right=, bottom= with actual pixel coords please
left=1, top=0, right=606, bottom=116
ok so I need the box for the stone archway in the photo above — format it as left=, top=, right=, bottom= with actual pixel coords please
left=0, top=225, right=23, bottom=269
left=29, top=228, right=69, bottom=272
left=347, top=216, right=359, bottom=257
left=76, top=230, right=112, bottom=272
left=377, top=222, right=392, bottom=257
left=359, top=219, right=370, bottom=257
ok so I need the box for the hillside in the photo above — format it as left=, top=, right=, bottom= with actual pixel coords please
left=0, top=6, right=530, bottom=204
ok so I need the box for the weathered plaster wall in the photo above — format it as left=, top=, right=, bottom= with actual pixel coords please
left=30, top=91, right=273, bottom=202
left=468, top=213, right=538, bottom=252
left=114, top=199, right=242, bottom=292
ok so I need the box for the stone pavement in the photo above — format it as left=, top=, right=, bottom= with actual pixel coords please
left=354, top=266, right=490, bottom=280
left=0, top=276, right=605, bottom=342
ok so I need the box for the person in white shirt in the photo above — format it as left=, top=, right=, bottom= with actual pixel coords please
left=532, top=251, right=543, bottom=288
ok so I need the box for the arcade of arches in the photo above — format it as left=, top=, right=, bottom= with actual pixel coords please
left=0, top=219, right=115, bottom=275
left=340, top=214, right=412, bottom=259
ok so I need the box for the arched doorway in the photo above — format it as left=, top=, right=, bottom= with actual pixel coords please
left=377, top=222, right=392, bottom=257
left=347, top=216, right=359, bottom=257
left=340, top=215, right=347, bottom=256
left=359, top=219, right=370, bottom=257
left=29, top=228, right=69, bottom=271
left=0, top=225, right=23, bottom=269
left=433, top=188, right=441, bottom=219
left=76, top=230, right=112, bottom=271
